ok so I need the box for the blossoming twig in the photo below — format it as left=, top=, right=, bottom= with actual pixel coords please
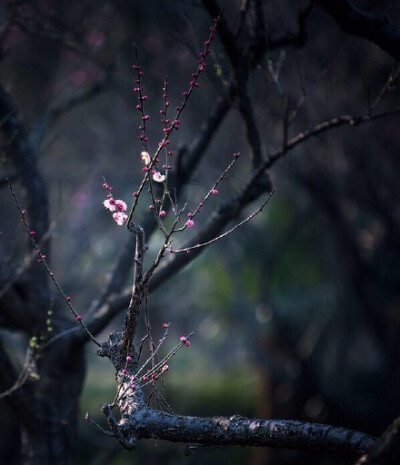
left=8, top=180, right=101, bottom=347
left=171, top=190, right=275, bottom=254
left=174, top=152, right=241, bottom=232
left=132, top=47, right=150, bottom=149
left=126, top=15, right=221, bottom=226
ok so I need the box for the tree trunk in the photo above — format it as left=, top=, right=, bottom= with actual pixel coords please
left=19, top=341, right=86, bottom=465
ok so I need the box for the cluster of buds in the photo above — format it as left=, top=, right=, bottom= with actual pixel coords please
left=132, top=54, right=149, bottom=145
left=102, top=183, right=128, bottom=226
left=180, top=336, right=191, bottom=347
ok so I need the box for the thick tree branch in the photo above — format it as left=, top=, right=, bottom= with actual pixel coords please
left=30, top=66, right=114, bottom=151
left=0, top=268, right=31, bottom=331
left=269, top=3, right=313, bottom=50
left=102, top=403, right=376, bottom=456
left=313, top=0, right=400, bottom=60
left=201, top=0, right=239, bottom=65
left=177, top=84, right=234, bottom=184
left=0, top=336, right=36, bottom=429
left=97, top=328, right=377, bottom=456
left=14, top=3, right=105, bottom=68
left=121, top=225, right=144, bottom=352
left=263, top=107, right=400, bottom=171
left=0, top=85, right=50, bottom=326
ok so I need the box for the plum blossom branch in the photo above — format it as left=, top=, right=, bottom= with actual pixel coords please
left=171, top=190, right=275, bottom=254
left=115, top=328, right=195, bottom=403
left=90, top=106, right=395, bottom=328
left=132, top=47, right=150, bottom=150
left=126, top=15, right=220, bottom=225
left=121, top=224, right=145, bottom=352
left=8, top=181, right=101, bottom=347
left=175, top=152, right=241, bottom=232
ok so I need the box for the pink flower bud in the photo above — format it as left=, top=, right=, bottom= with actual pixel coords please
left=76, top=315, right=82, bottom=321
left=126, top=356, right=132, bottom=362
left=180, top=336, right=191, bottom=346
left=186, top=219, right=194, bottom=228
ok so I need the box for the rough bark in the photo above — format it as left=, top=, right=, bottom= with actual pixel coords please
left=18, top=338, right=86, bottom=465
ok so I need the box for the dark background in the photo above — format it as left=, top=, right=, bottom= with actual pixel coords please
left=0, top=1, right=399, bottom=464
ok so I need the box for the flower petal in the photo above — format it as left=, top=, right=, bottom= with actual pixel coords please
left=152, top=171, right=166, bottom=183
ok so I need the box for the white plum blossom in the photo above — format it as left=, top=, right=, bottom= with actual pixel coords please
left=152, top=171, right=166, bottom=183
left=141, top=151, right=151, bottom=165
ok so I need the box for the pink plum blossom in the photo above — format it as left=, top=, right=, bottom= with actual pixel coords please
left=115, top=199, right=127, bottom=212
left=103, top=198, right=116, bottom=212
left=112, top=211, right=128, bottom=226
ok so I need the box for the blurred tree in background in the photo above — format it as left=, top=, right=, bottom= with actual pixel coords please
left=0, top=1, right=399, bottom=464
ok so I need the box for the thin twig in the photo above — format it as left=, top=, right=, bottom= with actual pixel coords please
left=0, top=347, right=35, bottom=399
left=171, top=190, right=275, bottom=253
left=8, top=181, right=101, bottom=347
